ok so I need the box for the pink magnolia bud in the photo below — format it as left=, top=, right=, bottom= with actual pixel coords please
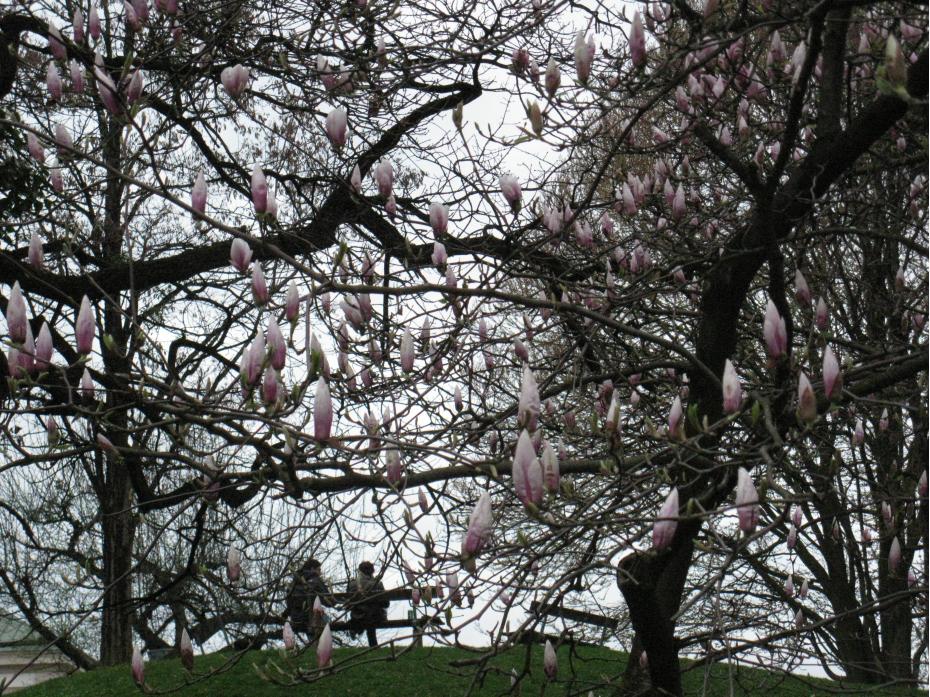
left=889, top=536, right=902, bottom=573
left=453, top=385, right=464, bottom=412
left=499, top=174, right=522, bottom=213
left=325, top=107, right=348, bottom=150
left=88, top=7, right=101, bottom=39
left=191, top=171, right=207, bottom=215
left=785, top=574, right=794, bottom=596
left=639, top=650, right=648, bottom=670
left=852, top=418, right=864, bottom=446
left=789, top=41, right=807, bottom=84
left=543, top=640, right=557, bottom=680
left=907, top=569, right=917, bottom=588
left=668, top=395, right=684, bottom=439
left=511, top=47, right=530, bottom=74
left=653, top=488, right=679, bottom=550
left=156, top=0, right=178, bottom=15
left=822, top=346, right=841, bottom=399
left=574, top=31, right=595, bottom=84
left=541, top=440, right=559, bottom=493
left=512, top=429, right=543, bottom=506
left=736, top=114, right=750, bottom=141
left=514, top=339, right=529, bottom=363
left=123, top=2, right=141, bottom=30
left=544, top=58, right=561, bottom=97
left=799, top=578, right=809, bottom=599
left=93, top=66, right=121, bottom=116
left=179, top=628, right=194, bottom=671
left=285, top=282, right=300, bottom=324
left=266, top=319, right=286, bottom=370
left=411, top=588, right=420, bottom=605
left=763, top=300, right=787, bottom=359
left=862, top=527, right=874, bottom=544
left=671, top=184, right=686, bottom=220
left=400, top=328, right=415, bottom=373
left=518, top=365, right=540, bottom=431
left=282, top=621, right=295, bottom=651
left=814, top=297, right=828, bottom=331
left=126, top=69, right=144, bottom=104
left=317, top=624, right=333, bottom=668
left=67, top=59, right=84, bottom=93
left=18, top=324, right=35, bottom=374
left=721, top=359, right=741, bottom=414
left=80, top=367, right=94, bottom=398
left=27, top=133, right=45, bottom=163
left=251, top=166, right=268, bottom=213
left=314, top=378, right=333, bottom=441
left=735, top=467, right=759, bottom=533
left=226, top=545, right=241, bottom=582
left=794, top=269, right=811, bottom=306
left=605, top=392, right=621, bottom=436
left=132, top=0, right=149, bottom=24
left=55, top=123, right=73, bottom=159
left=429, top=202, right=449, bottom=236
left=630, top=11, right=646, bottom=68
left=266, top=187, right=278, bottom=216
left=918, top=470, right=927, bottom=498
left=48, top=26, right=66, bottom=61
left=796, top=372, right=817, bottom=422
left=431, top=242, right=447, bottom=268
left=620, top=183, right=636, bottom=214
left=884, top=35, right=907, bottom=85
left=385, top=194, right=397, bottom=218
left=462, top=490, right=492, bottom=557
left=70, top=8, right=85, bottom=43
left=131, top=646, right=145, bottom=685
left=786, top=524, right=797, bottom=549
left=313, top=595, right=324, bottom=617
left=374, top=159, right=393, bottom=198
left=47, top=63, right=63, bottom=101
left=35, top=322, right=52, bottom=370
left=575, top=221, right=593, bottom=247
left=75, top=295, right=94, bottom=354
left=882, top=501, right=893, bottom=528
left=6, top=281, right=28, bottom=344
left=251, top=264, right=269, bottom=305
left=879, top=408, right=889, bottom=432
left=230, top=239, right=252, bottom=273
left=416, top=488, right=428, bottom=514
left=791, top=505, right=802, bottom=528
left=220, top=64, right=249, bottom=98
left=350, top=164, right=362, bottom=193
left=385, top=448, right=403, bottom=485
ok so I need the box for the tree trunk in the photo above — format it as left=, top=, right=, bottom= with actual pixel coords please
left=99, top=463, right=136, bottom=665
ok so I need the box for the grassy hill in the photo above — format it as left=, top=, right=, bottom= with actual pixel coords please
left=12, top=643, right=921, bottom=696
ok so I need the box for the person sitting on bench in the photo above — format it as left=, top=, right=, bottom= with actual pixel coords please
left=285, top=558, right=332, bottom=640
left=346, top=561, right=389, bottom=647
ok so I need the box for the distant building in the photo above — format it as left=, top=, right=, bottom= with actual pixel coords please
left=0, top=615, right=76, bottom=692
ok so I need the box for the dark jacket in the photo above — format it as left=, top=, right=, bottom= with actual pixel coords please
left=346, top=572, right=389, bottom=627
left=286, top=569, right=331, bottom=632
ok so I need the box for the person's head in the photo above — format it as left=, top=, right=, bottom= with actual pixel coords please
left=358, top=561, right=375, bottom=576
left=302, top=558, right=321, bottom=575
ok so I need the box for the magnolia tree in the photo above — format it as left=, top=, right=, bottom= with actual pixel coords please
left=0, top=0, right=926, bottom=694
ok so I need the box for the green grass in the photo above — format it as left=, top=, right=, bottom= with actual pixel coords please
left=13, top=644, right=923, bottom=696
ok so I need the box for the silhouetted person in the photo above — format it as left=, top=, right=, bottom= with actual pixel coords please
left=346, top=561, right=389, bottom=647
left=286, top=558, right=332, bottom=639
